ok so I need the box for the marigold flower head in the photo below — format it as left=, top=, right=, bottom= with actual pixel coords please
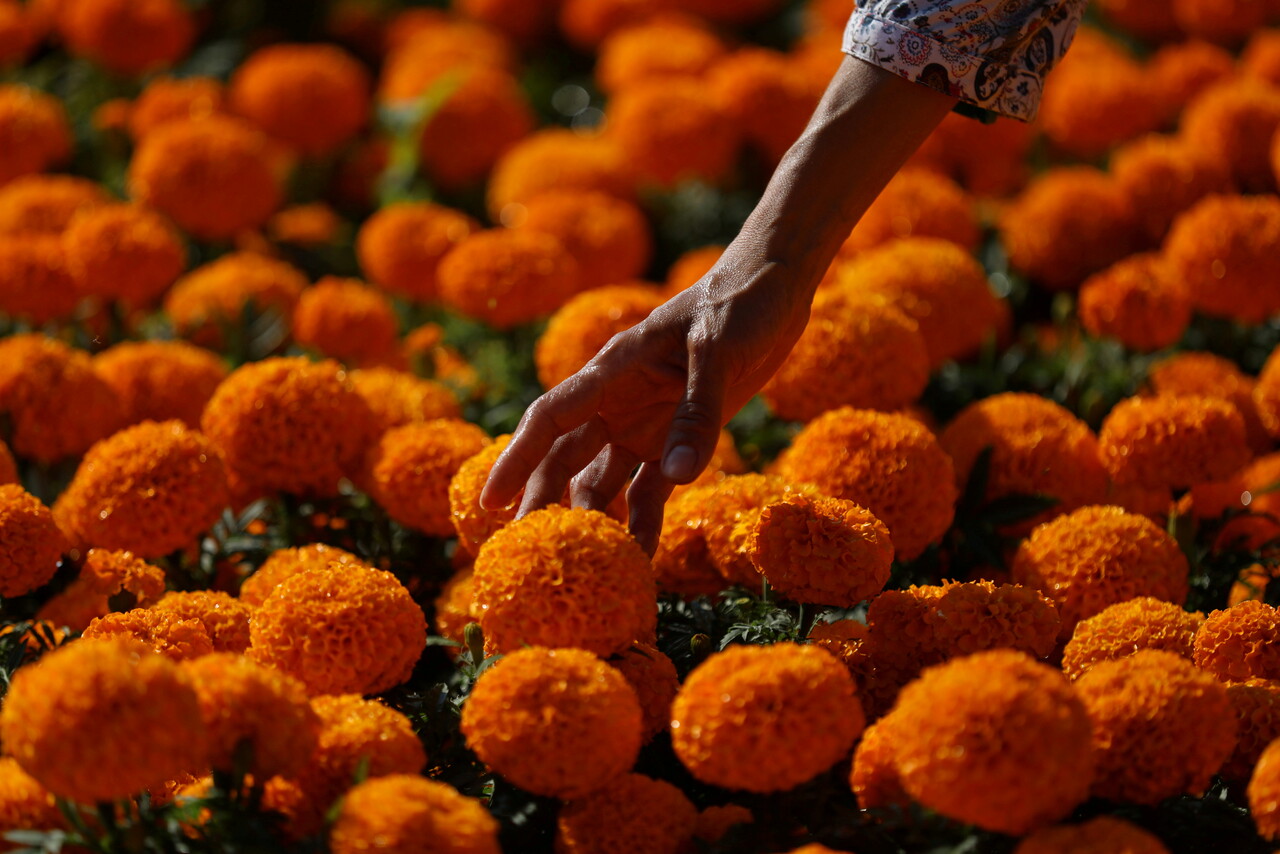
left=0, top=174, right=108, bottom=235
left=437, top=229, right=580, bottom=329
left=366, top=419, right=491, bottom=537
left=448, top=436, right=545, bottom=555
left=609, top=642, right=680, bottom=742
left=1182, top=81, right=1280, bottom=193
left=708, top=47, right=821, bottom=165
left=487, top=128, right=634, bottom=221
left=838, top=169, right=980, bottom=260
left=58, top=0, right=193, bottom=75
left=1112, top=135, right=1236, bottom=245
left=907, top=111, right=1033, bottom=197
left=432, top=567, right=476, bottom=649
left=697, top=474, right=818, bottom=587
left=0, top=85, right=71, bottom=186
left=516, top=189, right=652, bottom=292
left=228, top=43, right=369, bottom=157
left=456, top=0, right=561, bottom=45
left=473, top=505, right=656, bottom=656
left=1095, top=0, right=1180, bottom=41
left=1148, top=40, right=1236, bottom=120
left=461, top=646, right=642, bottom=799
left=1038, top=48, right=1162, bottom=158
left=604, top=79, right=740, bottom=188
left=0, top=757, right=62, bottom=841
left=1221, top=679, right=1280, bottom=785
left=1099, top=395, right=1250, bottom=490
left=250, top=563, right=425, bottom=695
left=596, top=15, right=726, bottom=93
left=556, top=772, right=698, bottom=854
left=355, top=202, right=478, bottom=302
left=164, top=252, right=306, bottom=346
left=0, top=484, right=64, bottom=599
left=1014, top=816, right=1171, bottom=854
left=1061, top=597, right=1203, bottom=681
left=127, top=76, right=226, bottom=141
left=1168, top=194, right=1280, bottom=324
left=152, top=590, right=252, bottom=654
left=850, top=718, right=910, bottom=810
left=558, top=0, right=666, bottom=50
left=1012, top=506, right=1189, bottom=639
left=1078, top=253, right=1192, bottom=351
left=671, top=642, right=863, bottom=792
left=181, top=653, right=319, bottom=779
left=331, top=774, right=500, bottom=854
left=0, top=334, right=124, bottom=464
left=1194, top=600, right=1280, bottom=682
left=0, top=2, right=40, bottom=69
left=1249, top=737, right=1280, bottom=839
left=82, top=608, right=214, bottom=661
left=1173, top=0, right=1268, bottom=46
left=650, top=482, right=732, bottom=597
left=535, top=284, right=665, bottom=390
left=665, top=244, right=723, bottom=295
left=0, top=235, right=80, bottom=324
left=773, top=407, right=957, bottom=561
left=36, top=548, right=164, bottom=632
left=882, top=650, right=1093, bottom=833
left=350, top=367, right=461, bottom=434
left=1150, top=351, right=1270, bottom=449
left=62, top=203, right=186, bottom=305
left=382, top=15, right=514, bottom=79
left=1076, top=649, right=1235, bottom=804
left=201, top=357, right=377, bottom=497
left=292, top=276, right=400, bottom=368
left=93, top=341, right=227, bottom=429
left=128, top=116, right=285, bottom=241
left=240, top=543, right=367, bottom=606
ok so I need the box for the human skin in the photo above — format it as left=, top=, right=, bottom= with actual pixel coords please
left=481, top=55, right=958, bottom=553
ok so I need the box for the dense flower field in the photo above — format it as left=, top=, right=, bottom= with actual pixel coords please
left=0, top=0, right=1279, bottom=852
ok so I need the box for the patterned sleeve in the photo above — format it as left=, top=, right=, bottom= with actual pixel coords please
left=842, top=0, right=1088, bottom=121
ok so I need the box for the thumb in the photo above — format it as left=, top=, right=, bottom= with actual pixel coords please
left=661, top=341, right=726, bottom=484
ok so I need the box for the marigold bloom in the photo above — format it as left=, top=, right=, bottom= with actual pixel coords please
left=292, top=276, right=400, bottom=368
left=350, top=367, right=461, bottom=434
left=0, top=757, right=62, bottom=842
left=1222, top=679, right=1280, bottom=785
left=1150, top=352, right=1270, bottom=450
left=461, top=647, right=642, bottom=799
left=1095, top=0, right=1180, bottom=41
left=201, top=358, right=377, bottom=497
left=535, top=284, right=665, bottom=389
left=604, top=79, right=739, bottom=188
left=665, top=244, right=724, bottom=295
left=437, top=229, right=580, bottom=329
left=366, top=419, right=491, bottom=537
left=559, top=0, right=665, bottom=49
left=355, top=202, right=478, bottom=302
left=37, top=548, right=164, bottom=632
left=152, top=591, right=252, bottom=654
left=1112, top=135, right=1235, bottom=245
left=250, top=564, right=425, bottom=695
left=83, top=608, right=214, bottom=661
left=331, top=774, right=499, bottom=854
left=1077, top=253, right=1192, bottom=351
left=763, top=289, right=929, bottom=422
left=1014, top=817, right=1171, bottom=854
left=432, top=567, right=476, bottom=649
left=517, top=189, right=652, bottom=292
left=229, top=44, right=369, bottom=157
left=182, top=653, right=319, bottom=779
left=449, top=436, right=529, bottom=555
left=698, top=474, right=818, bottom=587
left=128, top=116, right=285, bottom=241
left=0, top=2, right=40, bottom=69
left=609, top=642, right=680, bottom=742
left=940, top=393, right=1109, bottom=529
left=486, top=128, right=634, bottom=221
left=1012, top=506, right=1188, bottom=639
left=1077, top=649, right=1235, bottom=804
left=1038, top=49, right=1162, bottom=158
left=671, top=642, right=863, bottom=793
left=907, top=112, right=1033, bottom=197
left=595, top=16, right=726, bottom=93
left=1061, top=597, right=1203, bottom=681
left=127, top=76, right=227, bottom=140
left=748, top=494, right=892, bottom=607
left=850, top=718, right=910, bottom=810
left=473, top=506, right=656, bottom=656
left=0, top=86, right=71, bottom=186
left=557, top=773, right=698, bottom=854
left=1194, top=601, right=1280, bottom=682
left=1182, top=82, right=1280, bottom=193
left=164, top=252, right=306, bottom=345
left=58, top=0, right=193, bottom=75
left=839, top=169, right=980, bottom=257
left=1098, top=395, right=1250, bottom=490
left=773, top=407, right=957, bottom=561
left=1148, top=40, right=1236, bottom=121
left=0, top=174, right=108, bottom=234
left=93, top=341, right=227, bottom=429
left=1249, top=737, right=1280, bottom=839
left=1172, top=0, right=1268, bottom=46
left=1167, top=194, right=1280, bottom=324
left=0, top=485, right=64, bottom=599
left=0, top=334, right=124, bottom=463
left=708, top=48, right=821, bottom=165
left=62, top=203, right=186, bottom=305
left=240, top=543, right=368, bottom=606
left=0, top=235, right=80, bottom=324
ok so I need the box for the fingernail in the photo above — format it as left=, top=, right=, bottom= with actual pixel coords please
left=662, top=445, right=697, bottom=482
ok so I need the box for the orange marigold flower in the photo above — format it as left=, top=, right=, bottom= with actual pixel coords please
left=906, top=112, right=1033, bottom=197
left=456, top=0, right=560, bottom=45
left=671, top=642, right=863, bottom=793
left=881, top=650, right=1093, bottom=833
left=609, top=642, right=680, bottom=743
left=449, top=436, right=531, bottom=556
left=0, top=2, right=40, bottom=69
left=0, top=639, right=207, bottom=803
left=699, top=474, right=819, bottom=587
left=331, top=774, right=500, bottom=854
left=940, top=393, right=1109, bottom=530
left=1194, top=600, right=1280, bottom=682
left=708, top=47, right=821, bottom=165
left=1244, top=29, right=1280, bottom=86
left=694, top=804, right=753, bottom=844
left=356, top=202, right=478, bottom=302
left=37, top=548, right=164, bottom=632
left=652, top=483, right=725, bottom=597
left=366, top=419, right=491, bottom=537
left=292, top=276, right=401, bottom=368
left=556, top=773, right=698, bottom=854
left=241, top=543, right=369, bottom=607
left=350, top=367, right=461, bottom=433
left=1037, top=47, right=1162, bottom=158
left=1167, top=194, right=1280, bottom=324
left=558, top=0, right=664, bottom=50
left=0, top=334, right=124, bottom=464
left=596, top=15, right=726, bottom=93
left=1111, top=134, right=1236, bottom=245
left=473, top=506, right=656, bottom=656
left=0, top=174, right=108, bottom=235
left=1077, top=252, right=1192, bottom=351
left=839, top=169, right=979, bottom=258
left=201, top=357, right=377, bottom=498
left=1249, top=737, right=1280, bottom=839
left=1012, top=506, right=1188, bottom=639
left=127, top=76, right=227, bottom=141
left=762, top=290, right=929, bottom=422
left=850, top=718, right=910, bottom=810
left=1076, top=649, right=1236, bottom=804
left=1061, top=597, right=1204, bottom=680
left=0, top=85, right=71, bottom=186
left=604, top=79, right=740, bottom=188
left=266, top=202, right=341, bottom=247
left=164, top=252, right=306, bottom=346
left=54, top=420, right=229, bottom=559
left=1223, top=679, right=1280, bottom=785
left=1182, top=81, right=1280, bottom=193
left=82, top=608, right=214, bottom=661
left=1095, top=0, right=1180, bottom=41
left=1014, top=816, right=1171, bottom=854
left=748, top=493, right=892, bottom=607
left=462, top=647, right=642, bottom=798
left=432, top=567, right=476, bottom=648
left=0, top=235, right=81, bottom=324
left=998, top=167, right=1139, bottom=292
left=382, top=15, right=514, bottom=78
left=152, top=590, right=252, bottom=654
left=437, top=229, right=580, bottom=329
left=0, top=757, right=62, bottom=841
left=535, top=284, right=665, bottom=389
left=1172, top=0, right=1268, bottom=46
left=665, top=244, right=723, bottom=295
left=1148, top=40, right=1236, bottom=121
left=93, top=341, right=227, bottom=428
left=182, top=652, right=320, bottom=779
left=128, top=116, right=286, bottom=241
left=229, top=43, right=370, bottom=157
left=1247, top=347, right=1280, bottom=441
left=486, top=128, right=634, bottom=221
left=0, top=484, right=64, bottom=599
left=516, top=189, right=652, bottom=292
left=1149, top=351, right=1268, bottom=453
left=58, top=0, right=193, bottom=75
left=250, top=564, right=425, bottom=695
left=772, top=407, right=957, bottom=561
left=62, top=203, right=186, bottom=305
left=1098, top=395, right=1250, bottom=490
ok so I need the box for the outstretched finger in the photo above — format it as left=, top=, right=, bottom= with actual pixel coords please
left=571, top=445, right=639, bottom=514
left=517, top=418, right=609, bottom=519
left=660, top=339, right=727, bottom=485
left=627, top=462, right=675, bottom=556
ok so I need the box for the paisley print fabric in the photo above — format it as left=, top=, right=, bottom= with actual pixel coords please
left=842, top=0, right=1087, bottom=121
